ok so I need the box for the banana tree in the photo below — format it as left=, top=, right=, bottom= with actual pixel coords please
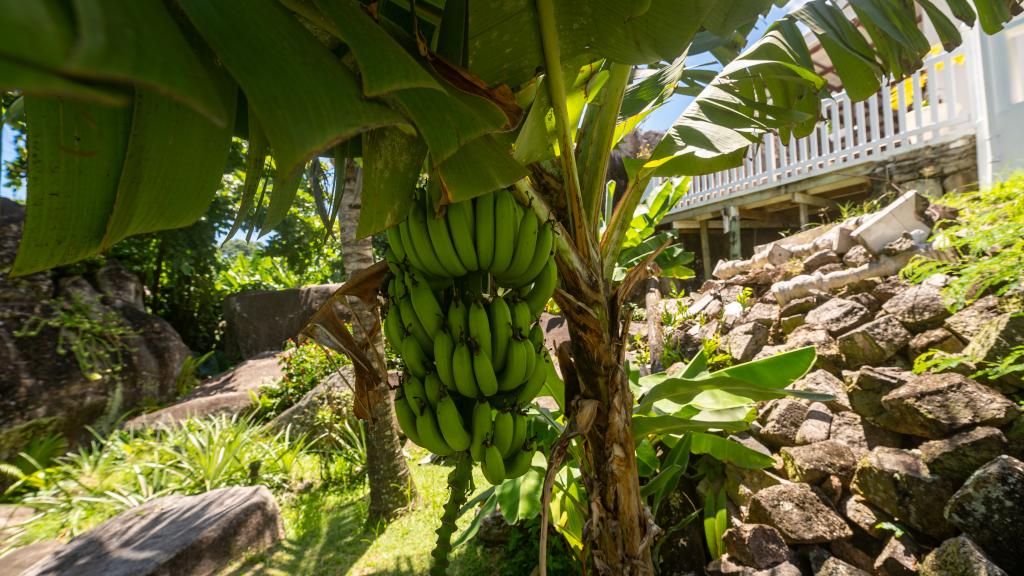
left=3, top=0, right=1021, bottom=573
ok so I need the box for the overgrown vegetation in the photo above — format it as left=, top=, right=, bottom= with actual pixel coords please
left=252, top=339, right=351, bottom=420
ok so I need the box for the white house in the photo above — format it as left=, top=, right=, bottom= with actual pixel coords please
left=664, top=10, right=1024, bottom=278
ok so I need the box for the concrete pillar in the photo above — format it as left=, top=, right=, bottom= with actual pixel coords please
left=699, top=219, right=712, bottom=279
left=725, top=206, right=742, bottom=260
left=798, top=203, right=809, bottom=227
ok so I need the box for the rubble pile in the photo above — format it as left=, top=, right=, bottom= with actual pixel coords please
left=655, top=191, right=1023, bottom=575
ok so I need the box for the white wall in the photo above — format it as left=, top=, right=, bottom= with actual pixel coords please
left=974, top=15, right=1024, bottom=185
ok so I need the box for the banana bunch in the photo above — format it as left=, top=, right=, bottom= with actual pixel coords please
left=384, top=187, right=559, bottom=485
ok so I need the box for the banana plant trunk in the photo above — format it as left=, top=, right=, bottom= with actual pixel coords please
left=557, top=275, right=655, bottom=575
left=339, top=161, right=416, bottom=520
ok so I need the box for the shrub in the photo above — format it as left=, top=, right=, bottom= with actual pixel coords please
left=252, top=339, right=350, bottom=420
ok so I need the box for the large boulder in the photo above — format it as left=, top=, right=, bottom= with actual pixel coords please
left=23, top=486, right=282, bottom=576
left=874, top=535, right=919, bottom=576
left=943, top=295, right=1002, bottom=343
left=829, top=412, right=903, bottom=458
left=851, top=447, right=955, bottom=540
left=745, top=483, right=852, bottom=544
left=961, top=313, right=1024, bottom=390
left=918, top=427, right=1008, bottom=485
left=723, top=524, right=790, bottom=570
left=780, top=440, right=857, bottom=485
left=879, top=373, right=1020, bottom=438
left=944, top=456, right=1024, bottom=574
left=724, top=322, right=769, bottom=363
left=845, top=366, right=914, bottom=431
left=222, top=285, right=343, bottom=360
left=789, top=370, right=850, bottom=412
left=754, top=399, right=808, bottom=449
left=881, top=284, right=950, bottom=331
left=920, top=536, right=1008, bottom=576
left=908, top=328, right=964, bottom=362
left=837, top=316, right=911, bottom=369
left=805, top=298, right=872, bottom=336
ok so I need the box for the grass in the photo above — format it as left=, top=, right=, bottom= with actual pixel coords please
left=224, top=447, right=530, bottom=576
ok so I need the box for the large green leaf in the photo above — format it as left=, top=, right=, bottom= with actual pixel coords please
left=102, top=83, right=237, bottom=249
left=0, top=0, right=74, bottom=70
left=0, top=57, right=128, bottom=106
left=258, top=164, right=304, bottom=236
left=434, top=135, right=528, bottom=203
left=177, top=0, right=409, bottom=178
left=13, top=97, right=131, bottom=275
left=689, top=432, right=774, bottom=468
left=357, top=127, right=428, bottom=238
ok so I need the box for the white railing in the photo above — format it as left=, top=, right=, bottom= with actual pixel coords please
left=673, top=45, right=976, bottom=214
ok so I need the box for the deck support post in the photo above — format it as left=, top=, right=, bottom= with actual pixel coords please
left=699, top=219, right=712, bottom=280
left=798, top=202, right=809, bottom=227
left=725, top=206, right=742, bottom=260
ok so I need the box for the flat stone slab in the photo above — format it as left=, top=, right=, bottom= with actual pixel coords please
left=23, top=486, right=282, bottom=576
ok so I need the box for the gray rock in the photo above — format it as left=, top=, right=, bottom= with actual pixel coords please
left=842, top=245, right=873, bottom=268
left=829, top=539, right=879, bottom=573
left=780, top=315, right=806, bottom=335
left=94, top=260, right=146, bottom=311
left=838, top=316, right=912, bottom=369
left=845, top=366, right=915, bottom=430
left=881, top=284, right=950, bottom=331
left=871, top=278, right=909, bottom=304
left=920, top=536, right=1008, bottom=576
left=743, top=302, right=780, bottom=327
left=725, top=464, right=786, bottom=508
left=874, top=535, right=920, bottom=576
left=755, top=399, right=809, bottom=449
left=688, top=293, right=721, bottom=317
left=723, top=524, right=790, bottom=569
left=780, top=326, right=845, bottom=374
left=816, top=263, right=846, bottom=276
left=908, top=328, right=965, bottom=361
left=943, top=295, right=1002, bottom=343
left=781, top=440, right=857, bottom=484
left=806, top=298, right=873, bottom=336
left=790, top=370, right=850, bottom=412
left=746, top=483, right=852, bottom=543
left=803, top=250, right=841, bottom=274
left=779, top=293, right=829, bottom=318
left=841, top=496, right=891, bottom=539
left=845, top=292, right=880, bottom=315
left=962, top=313, right=1024, bottom=389
left=815, top=556, right=870, bottom=576
left=0, top=541, right=63, bottom=576
left=796, top=403, right=833, bottom=445
left=222, top=284, right=344, bottom=360
left=944, top=456, right=1024, bottom=573
left=23, top=486, right=282, bottom=576
left=879, top=373, right=1020, bottom=438
left=829, top=411, right=903, bottom=458
left=851, top=447, right=955, bottom=539
left=725, top=322, right=770, bottom=363
left=919, top=427, right=1008, bottom=485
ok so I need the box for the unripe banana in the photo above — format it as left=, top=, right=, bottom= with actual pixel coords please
left=386, top=226, right=407, bottom=263
left=403, top=375, right=428, bottom=417
left=398, top=220, right=427, bottom=273
left=497, top=338, right=528, bottom=391
left=391, top=269, right=408, bottom=299
left=416, top=407, right=455, bottom=456
left=408, top=274, right=444, bottom=338
left=502, top=210, right=539, bottom=282
left=468, top=300, right=492, bottom=359
left=434, top=330, right=456, bottom=391
left=394, top=394, right=421, bottom=445
left=510, top=412, right=528, bottom=455
left=426, top=202, right=469, bottom=277
left=436, top=394, right=471, bottom=452
left=446, top=200, right=479, bottom=271
left=524, top=259, right=558, bottom=316
left=404, top=336, right=430, bottom=379
left=482, top=444, right=506, bottom=485
left=447, top=298, right=469, bottom=343
left=521, top=340, right=536, bottom=386
left=452, top=341, right=479, bottom=399
left=504, top=445, right=536, bottom=479
left=492, top=411, right=514, bottom=457
left=510, top=299, right=532, bottom=340
left=528, top=323, right=544, bottom=350
left=472, top=350, right=499, bottom=397
left=511, top=221, right=554, bottom=288
left=399, top=296, right=432, bottom=353
left=383, top=305, right=405, bottom=351
left=474, top=193, right=496, bottom=270
left=517, top=348, right=551, bottom=405
left=469, top=401, right=492, bottom=462
left=488, top=296, right=513, bottom=372
left=409, top=202, right=450, bottom=277
left=489, top=190, right=518, bottom=275
left=424, top=373, right=444, bottom=408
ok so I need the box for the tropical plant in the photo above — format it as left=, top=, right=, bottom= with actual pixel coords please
left=4, top=1, right=1019, bottom=573
left=252, top=339, right=348, bottom=419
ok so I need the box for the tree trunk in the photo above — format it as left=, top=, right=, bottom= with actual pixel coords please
left=557, top=273, right=656, bottom=575
left=338, top=161, right=416, bottom=520
left=645, top=278, right=664, bottom=373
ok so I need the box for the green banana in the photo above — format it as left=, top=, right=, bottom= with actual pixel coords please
left=497, top=338, right=528, bottom=391
left=391, top=269, right=408, bottom=300
left=398, top=220, right=427, bottom=273
left=511, top=221, right=554, bottom=288
left=452, top=341, right=479, bottom=399
left=510, top=300, right=532, bottom=340
left=472, top=350, right=499, bottom=397
left=504, top=445, right=536, bottom=479
left=469, top=401, right=492, bottom=462
left=447, top=298, right=469, bottom=343
left=482, top=444, right=506, bottom=485
left=468, top=300, right=492, bottom=359
left=446, top=200, right=479, bottom=271
left=528, top=323, right=544, bottom=350
left=408, top=274, right=444, bottom=338
left=474, top=193, right=496, bottom=270
left=424, top=373, right=444, bottom=408
left=510, top=412, right=528, bottom=455
left=408, top=202, right=450, bottom=277
left=426, top=202, right=469, bottom=277
left=402, top=336, right=429, bottom=380
left=492, top=411, right=514, bottom=457
left=489, top=190, right=518, bottom=275
left=393, top=394, right=421, bottom=445
left=517, top=349, right=550, bottom=405
left=386, top=226, right=407, bottom=263
left=488, top=296, right=513, bottom=372
left=502, top=210, right=539, bottom=282
left=399, top=296, right=432, bottom=353
left=524, top=259, right=558, bottom=316
left=434, top=330, right=456, bottom=391
left=383, top=305, right=405, bottom=351
left=417, top=407, right=455, bottom=456
left=403, top=375, right=428, bottom=416
left=436, top=394, right=471, bottom=452
left=520, top=340, right=536, bottom=385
